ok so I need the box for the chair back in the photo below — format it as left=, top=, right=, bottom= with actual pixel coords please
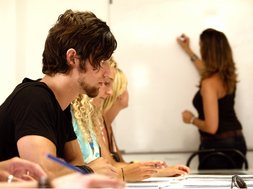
left=186, top=148, right=248, bottom=170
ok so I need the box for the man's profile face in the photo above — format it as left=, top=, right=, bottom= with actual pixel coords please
left=78, top=59, right=111, bottom=98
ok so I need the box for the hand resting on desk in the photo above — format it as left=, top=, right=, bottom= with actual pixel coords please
left=121, top=161, right=165, bottom=181
left=153, top=164, right=190, bottom=177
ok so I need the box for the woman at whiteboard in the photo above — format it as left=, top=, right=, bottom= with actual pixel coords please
left=177, top=28, right=247, bottom=169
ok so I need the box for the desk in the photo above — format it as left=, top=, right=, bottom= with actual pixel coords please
left=191, top=169, right=253, bottom=175
left=126, top=170, right=253, bottom=188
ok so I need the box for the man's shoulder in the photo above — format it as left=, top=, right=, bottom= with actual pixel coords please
left=9, top=78, right=56, bottom=108
left=17, top=78, right=52, bottom=96
left=21, top=77, right=46, bottom=88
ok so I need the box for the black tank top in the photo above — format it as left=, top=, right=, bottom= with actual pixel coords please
left=193, top=90, right=242, bottom=137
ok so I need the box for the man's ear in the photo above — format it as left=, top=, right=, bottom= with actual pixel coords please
left=66, top=48, right=77, bottom=65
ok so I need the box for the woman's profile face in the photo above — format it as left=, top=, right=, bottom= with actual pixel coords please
left=92, top=66, right=116, bottom=107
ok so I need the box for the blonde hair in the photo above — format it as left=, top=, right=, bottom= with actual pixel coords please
left=71, top=94, right=95, bottom=143
left=103, top=68, right=128, bottom=112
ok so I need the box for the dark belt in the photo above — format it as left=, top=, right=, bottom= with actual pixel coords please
left=201, top=130, right=243, bottom=141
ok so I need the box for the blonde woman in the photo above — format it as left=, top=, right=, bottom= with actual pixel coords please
left=72, top=58, right=165, bottom=181
left=102, top=68, right=190, bottom=177
left=102, top=68, right=128, bottom=162
left=92, top=67, right=165, bottom=182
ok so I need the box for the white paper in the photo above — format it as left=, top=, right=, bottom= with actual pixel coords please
left=126, top=174, right=253, bottom=189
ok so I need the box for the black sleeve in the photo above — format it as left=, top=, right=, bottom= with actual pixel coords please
left=12, top=86, right=58, bottom=145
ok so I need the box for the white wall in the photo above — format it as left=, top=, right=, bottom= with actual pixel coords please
left=0, top=0, right=109, bottom=103
left=0, top=0, right=17, bottom=103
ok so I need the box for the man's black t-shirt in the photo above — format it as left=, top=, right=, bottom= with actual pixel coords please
left=0, top=78, right=77, bottom=161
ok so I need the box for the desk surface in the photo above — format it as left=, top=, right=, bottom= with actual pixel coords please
left=191, top=169, right=253, bottom=175
left=126, top=169, right=253, bottom=188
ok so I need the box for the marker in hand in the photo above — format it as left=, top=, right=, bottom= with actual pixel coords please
left=180, top=34, right=187, bottom=43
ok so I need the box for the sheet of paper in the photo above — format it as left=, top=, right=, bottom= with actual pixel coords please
left=126, top=175, right=253, bottom=189
left=126, top=176, right=186, bottom=188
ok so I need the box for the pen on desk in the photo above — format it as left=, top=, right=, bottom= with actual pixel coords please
left=46, top=153, right=84, bottom=174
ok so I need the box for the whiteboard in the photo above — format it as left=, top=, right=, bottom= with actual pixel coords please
left=110, top=0, right=253, bottom=153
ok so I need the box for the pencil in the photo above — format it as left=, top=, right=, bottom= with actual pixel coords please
left=47, top=154, right=84, bottom=174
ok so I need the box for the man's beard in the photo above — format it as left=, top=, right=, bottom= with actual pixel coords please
left=80, top=81, right=99, bottom=98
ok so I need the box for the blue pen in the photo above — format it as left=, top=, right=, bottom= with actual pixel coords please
left=47, top=154, right=86, bottom=174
